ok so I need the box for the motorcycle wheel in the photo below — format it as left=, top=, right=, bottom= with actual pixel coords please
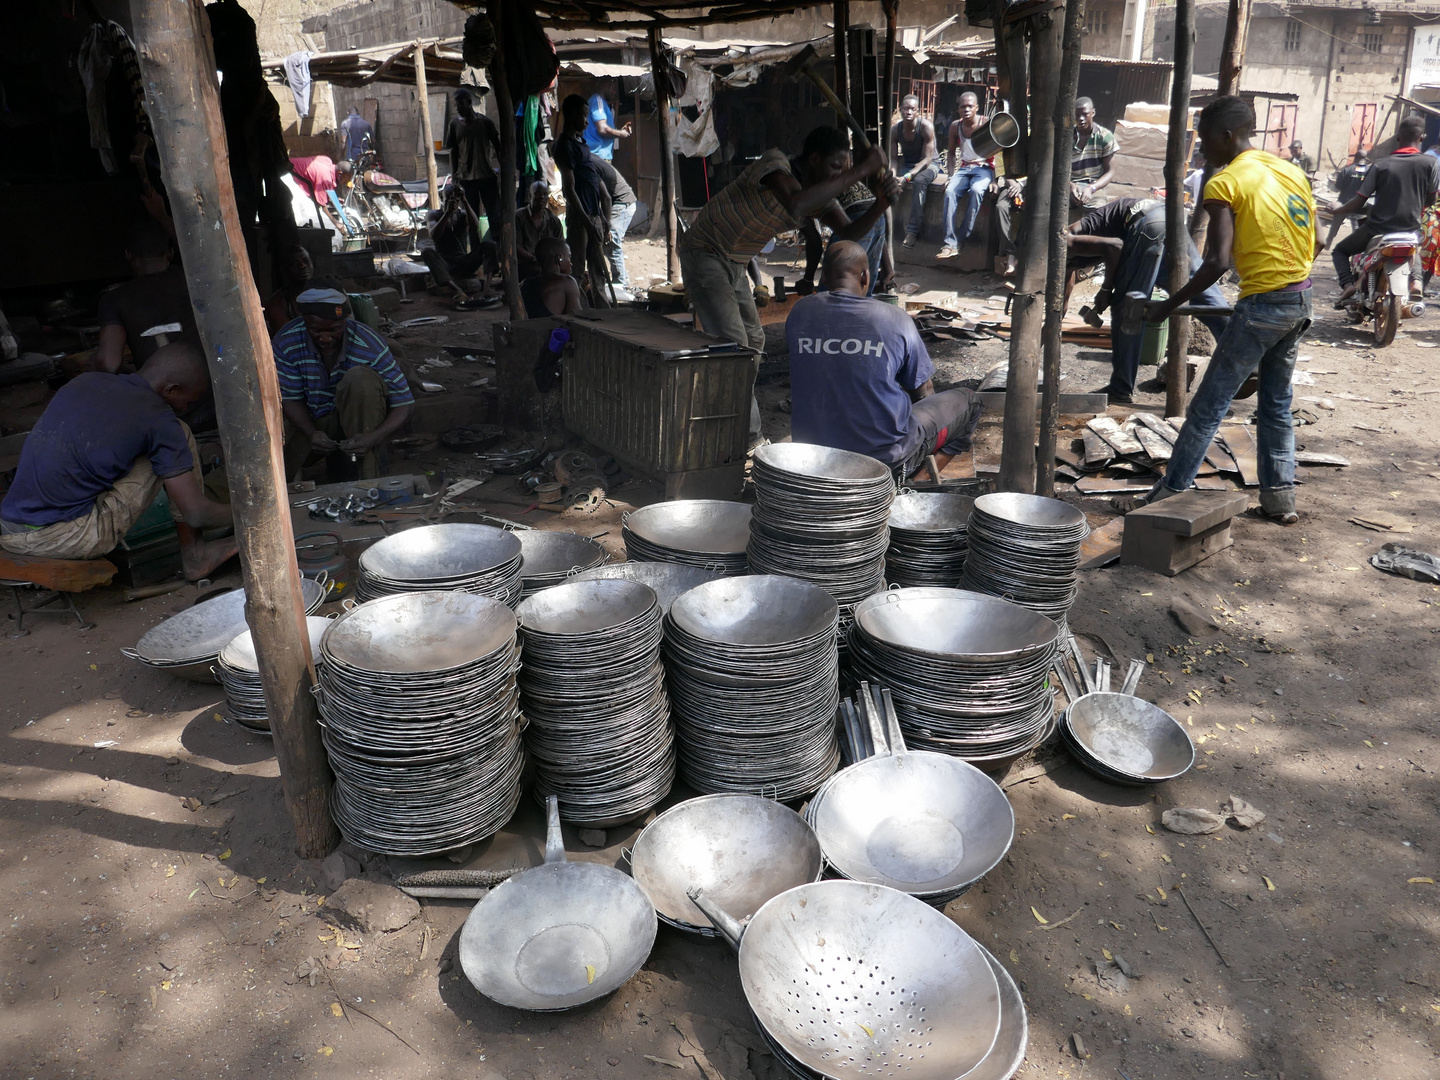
left=1375, top=291, right=1401, bottom=347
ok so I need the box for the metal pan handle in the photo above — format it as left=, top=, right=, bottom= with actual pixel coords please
left=879, top=687, right=908, bottom=755
left=543, top=795, right=567, bottom=865
left=120, top=647, right=142, bottom=661
left=687, top=887, right=745, bottom=953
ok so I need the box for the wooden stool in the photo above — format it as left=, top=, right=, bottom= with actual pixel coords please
left=0, top=553, right=116, bottom=637
left=1120, top=491, right=1249, bottom=577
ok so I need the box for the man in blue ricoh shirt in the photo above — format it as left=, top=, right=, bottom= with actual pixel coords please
left=785, top=242, right=983, bottom=480
left=0, top=342, right=236, bottom=579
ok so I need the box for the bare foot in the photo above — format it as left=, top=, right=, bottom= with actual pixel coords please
left=181, top=534, right=239, bottom=581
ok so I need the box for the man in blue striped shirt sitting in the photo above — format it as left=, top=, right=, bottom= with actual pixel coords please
left=272, top=283, right=414, bottom=480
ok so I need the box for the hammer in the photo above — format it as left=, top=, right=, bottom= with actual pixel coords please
left=1118, top=290, right=1233, bottom=336
left=784, top=44, right=891, bottom=181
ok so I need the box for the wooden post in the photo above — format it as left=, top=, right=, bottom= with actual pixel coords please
left=414, top=41, right=440, bottom=212
left=833, top=0, right=850, bottom=135
left=998, top=11, right=1061, bottom=494
left=1038, top=0, right=1086, bottom=498
left=1217, top=0, right=1252, bottom=96
left=1164, top=0, right=1196, bottom=419
left=648, top=27, right=680, bottom=283
left=487, top=6, right=522, bottom=321
left=133, top=0, right=338, bottom=858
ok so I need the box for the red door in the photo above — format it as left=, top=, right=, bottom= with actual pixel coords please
left=1349, top=103, right=1378, bottom=156
left=1262, top=102, right=1298, bottom=155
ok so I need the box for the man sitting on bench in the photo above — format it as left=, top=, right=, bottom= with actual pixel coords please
left=0, top=343, right=236, bottom=579
left=785, top=241, right=983, bottom=481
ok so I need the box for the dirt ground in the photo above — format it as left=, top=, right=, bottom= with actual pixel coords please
left=4, top=227, right=1440, bottom=1080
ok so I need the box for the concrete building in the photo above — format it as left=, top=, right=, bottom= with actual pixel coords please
left=1149, top=0, right=1434, bottom=171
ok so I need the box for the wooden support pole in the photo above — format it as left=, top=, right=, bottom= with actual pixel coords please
left=414, top=41, right=440, bottom=213
left=998, top=10, right=1061, bottom=494
left=1038, top=0, right=1086, bottom=499
left=133, top=0, right=338, bottom=858
left=487, top=6, right=522, bottom=321
left=1216, top=0, right=1252, bottom=97
left=1164, top=0, right=1196, bottom=419
left=991, top=0, right=1029, bottom=177
left=648, top=27, right=680, bottom=283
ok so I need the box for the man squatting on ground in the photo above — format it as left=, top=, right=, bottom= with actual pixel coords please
left=678, top=126, right=899, bottom=439
left=272, top=283, right=415, bottom=481
left=0, top=343, right=236, bottom=579
left=786, top=241, right=983, bottom=481
left=1140, top=96, right=1316, bottom=525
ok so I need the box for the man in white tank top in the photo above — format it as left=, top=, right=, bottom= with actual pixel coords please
left=937, top=93, right=995, bottom=259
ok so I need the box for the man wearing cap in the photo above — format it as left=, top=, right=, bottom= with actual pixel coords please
left=272, top=281, right=414, bottom=480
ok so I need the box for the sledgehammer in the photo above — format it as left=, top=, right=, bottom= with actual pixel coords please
left=784, top=44, right=891, bottom=181
left=1118, top=290, right=1233, bottom=336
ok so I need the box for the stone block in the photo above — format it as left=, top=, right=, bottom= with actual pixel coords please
left=1132, top=489, right=1249, bottom=537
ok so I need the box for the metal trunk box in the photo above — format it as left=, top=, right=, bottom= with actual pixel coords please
left=559, top=310, right=756, bottom=499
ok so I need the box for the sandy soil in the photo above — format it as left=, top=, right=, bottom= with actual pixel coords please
left=3, top=230, right=1440, bottom=1080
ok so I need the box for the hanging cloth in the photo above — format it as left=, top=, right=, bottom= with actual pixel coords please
left=522, top=96, right=541, bottom=175
left=282, top=51, right=313, bottom=117
left=77, top=24, right=116, bottom=174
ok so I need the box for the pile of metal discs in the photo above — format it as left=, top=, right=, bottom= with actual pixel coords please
left=515, top=530, right=607, bottom=597
left=886, top=491, right=973, bottom=588
left=316, top=591, right=525, bottom=856
left=217, top=616, right=332, bottom=734
left=962, top=492, right=1089, bottom=624
left=622, top=500, right=751, bottom=575
left=847, top=587, right=1060, bottom=766
left=569, top=562, right=723, bottom=614
left=516, top=579, right=674, bottom=826
left=746, top=444, right=893, bottom=609
left=663, top=575, right=840, bottom=799
left=124, top=580, right=326, bottom=683
left=355, top=523, right=523, bottom=605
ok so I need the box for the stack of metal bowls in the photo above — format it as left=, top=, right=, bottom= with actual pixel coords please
left=515, top=530, right=607, bottom=598
left=886, top=491, right=973, bottom=588
left=516, top=579, right=674, bottom=826
left=962, top=493, right=1089, bottom=624
left=217, top=616, right=331, bottom=733
left=663, top=575, right=840, bottom=799
left=570, top=562, right=722, bottom=614
left=123, top=581, right=327, bottom=683
left=1061, top=692, right=1195, bottom=786
left=622, top=500, right=751, bottom=575
left=355, top=523, right=523, bottom=606
left=316, top=591, right=525, bottom=856
left=847, top=587, right=1059, bottom=768
left=746, top=444, right=894, bottom=650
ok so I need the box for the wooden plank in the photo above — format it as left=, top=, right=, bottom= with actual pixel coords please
left=1088, top=416, right=1144, bottom=456
left=1074, top=475, right=1155, bottom=494
left=0, top=554, right=116, bottom=592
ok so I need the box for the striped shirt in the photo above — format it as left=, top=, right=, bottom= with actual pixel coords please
left=1071, top=123, right=1118, bottom=183
left=273, top=318, right=414, bottom=419
left=680, top=149, right=799, bottom=263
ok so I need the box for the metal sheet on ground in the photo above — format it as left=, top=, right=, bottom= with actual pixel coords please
left=1218, top=424, right=1261, bottom=487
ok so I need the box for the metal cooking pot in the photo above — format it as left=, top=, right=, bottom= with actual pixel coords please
left=968, top=112, right=1020, bottom=160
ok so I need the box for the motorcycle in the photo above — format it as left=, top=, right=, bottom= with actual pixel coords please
left=341, top=150, right=430, bottom=251
left=1343, top=231, right=1424, bottom=347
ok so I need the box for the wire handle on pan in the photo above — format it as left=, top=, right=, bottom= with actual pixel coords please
left=340, top=597, right=359, bottom=612
left=120, top=647, right=141, bottom=661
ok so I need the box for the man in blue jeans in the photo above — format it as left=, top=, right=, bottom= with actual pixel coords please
left=1139, top=96, right=1318, bottom=524
left=937, top=93, right=994, bottom=260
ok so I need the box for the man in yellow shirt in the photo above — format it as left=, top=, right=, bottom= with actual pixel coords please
left=1141, top=96, right=1317, bottom=524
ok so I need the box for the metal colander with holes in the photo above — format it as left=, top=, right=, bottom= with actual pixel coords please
left=689, top=881, right=1001, bottom=1080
